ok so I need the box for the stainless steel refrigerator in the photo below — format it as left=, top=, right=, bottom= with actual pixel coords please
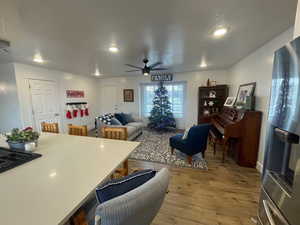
left=258, top=36, right=300, bottom=225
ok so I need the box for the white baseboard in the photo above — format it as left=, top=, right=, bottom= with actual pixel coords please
left=256, top=161, right=263, bottom=173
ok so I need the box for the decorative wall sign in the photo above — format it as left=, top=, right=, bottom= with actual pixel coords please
left=151, top=73, right=173, bottom=82
left=66, top=90, right=85, bottom=98
left=123, top=89, right=134, bottom=102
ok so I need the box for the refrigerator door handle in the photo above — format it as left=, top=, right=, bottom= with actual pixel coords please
left=263, top=200, right=276, bottom=225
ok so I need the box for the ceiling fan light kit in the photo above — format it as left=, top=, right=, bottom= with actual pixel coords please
left=125, top=58, right=169, bottom=76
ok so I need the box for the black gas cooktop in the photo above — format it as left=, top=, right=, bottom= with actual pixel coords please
left=0, top=147, right=42, bottom=173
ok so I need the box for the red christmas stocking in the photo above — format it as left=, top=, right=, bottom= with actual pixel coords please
left=80, top=109, right=84, bottom=117
left=66, top=110, right=72, bottom=119
left=73, top=109, right=78, bottom=118
left=85, top=107, right=89, bottom=116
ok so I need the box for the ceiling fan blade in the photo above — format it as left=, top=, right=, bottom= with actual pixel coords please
left=149, top=62, right=162, bottom=69
left=126, top=69, right=140, bottom=72
left=125, top=64, right=143, bottom=69
left=151, top=68, right=169, bottom=71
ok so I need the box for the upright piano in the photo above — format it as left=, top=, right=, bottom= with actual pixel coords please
left=208, top=106, right=262, bottom=167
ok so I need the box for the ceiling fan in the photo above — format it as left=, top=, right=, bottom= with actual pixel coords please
left=125, top=58, right=168, bottom=76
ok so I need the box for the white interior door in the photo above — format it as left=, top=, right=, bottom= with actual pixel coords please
left=100, top=86, right=118, bottom=114
left=29, top=79, right=61, bottom=132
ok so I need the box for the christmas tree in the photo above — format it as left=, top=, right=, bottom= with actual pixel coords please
left=148, top=82, right=176, bottom=130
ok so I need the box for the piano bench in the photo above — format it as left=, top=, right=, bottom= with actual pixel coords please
left=209, top=128, right=226, bottom=159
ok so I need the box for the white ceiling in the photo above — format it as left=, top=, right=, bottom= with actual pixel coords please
left=0, top=0, right=297, bottom=77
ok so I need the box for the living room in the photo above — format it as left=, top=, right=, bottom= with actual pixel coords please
left=1, top=0, right=300, bottom=225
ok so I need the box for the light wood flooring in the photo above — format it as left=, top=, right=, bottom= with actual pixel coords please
left=129, top=146, right=261, bottom=225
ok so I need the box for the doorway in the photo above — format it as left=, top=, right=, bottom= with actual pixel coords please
left=100, top=86, right=118, bottom=114
left=28, top=79, right=61, bottom=132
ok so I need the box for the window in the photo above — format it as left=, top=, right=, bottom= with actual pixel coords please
left=141, top=82, right=186, bottom=118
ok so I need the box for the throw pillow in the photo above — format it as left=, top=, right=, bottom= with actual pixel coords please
left=97, top=113, right=114, bottom=125
left=123, top=113, right=135, bottom=123
left=114, top=113, right=127, bottom=125
left=182, top=126, right=192, bottom=140
left=96, top=169, right=156, bottom=203
left=110, top=118, right=122, bottom=125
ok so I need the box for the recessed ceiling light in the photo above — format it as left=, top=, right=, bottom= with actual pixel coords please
left=49, top=172, right=57, bottom=178
left=94, top=68, right=101, bottom=76
left=33, top=53, right=44, bottom=63
left=213, top=27, right=228, bottom=38
left=109, top=46, right=119, bottom=53
left=200, top=62, right=207, bottom=68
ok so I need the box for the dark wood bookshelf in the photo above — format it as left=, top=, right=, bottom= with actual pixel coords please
left=198, top=85, right=228, bottom=124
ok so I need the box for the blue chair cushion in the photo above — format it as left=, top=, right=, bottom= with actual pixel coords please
left=170, top=134, right=186, bottom=150
left=96, top=169, right=156, bottom=203
left=170, top=134, right=184, bottom=142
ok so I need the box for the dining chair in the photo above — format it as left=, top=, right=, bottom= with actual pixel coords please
left=68, top=124, right=88, bottom=136
left=101, top=126, right=129, bottom=177
left=72, top=209, right=88, bottom=225
left=94, top=168, right=170, bottom=225
left=41, top=122, right=59, bottom=133
left=101, top=126, right=128, bottom=140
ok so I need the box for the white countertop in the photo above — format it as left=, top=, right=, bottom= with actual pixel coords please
left=0, top=133, right=140, bottom=225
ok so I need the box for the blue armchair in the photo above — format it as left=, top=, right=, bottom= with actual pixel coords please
left=169, top=124, right=211, bottom=164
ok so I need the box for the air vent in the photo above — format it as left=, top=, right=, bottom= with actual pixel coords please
left=0, top=40, right=10, bottom=55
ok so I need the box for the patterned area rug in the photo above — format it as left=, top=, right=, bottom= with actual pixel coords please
left=130, top=129, right=208, bottom=170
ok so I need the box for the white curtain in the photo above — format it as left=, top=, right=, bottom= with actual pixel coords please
left=140, top=82, right=186, bottom=118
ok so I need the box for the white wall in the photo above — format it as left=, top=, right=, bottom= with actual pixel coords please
left=228, top=27, right=294, bottom=171
left=14, top=63, right=100, bottom=133
left=98, top=70, right=229, bottom=129
left=294, top=1, right=300, bottom=38
left=0, top=62, right=22, bottom=132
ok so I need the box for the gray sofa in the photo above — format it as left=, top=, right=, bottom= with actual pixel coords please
left=96, top=116, right=144, bottom=140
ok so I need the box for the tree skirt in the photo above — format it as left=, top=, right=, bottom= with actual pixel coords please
left=130, top=129, right=208, bottom=170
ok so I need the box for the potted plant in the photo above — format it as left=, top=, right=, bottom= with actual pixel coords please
left=5, top=127, right=40, bottom=151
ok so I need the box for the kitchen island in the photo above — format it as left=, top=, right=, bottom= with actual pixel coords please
left=0, top=133, right=140, bottom=225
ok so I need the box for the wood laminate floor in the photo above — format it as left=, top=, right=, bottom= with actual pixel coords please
left=129, top=146, right=261, bottom=225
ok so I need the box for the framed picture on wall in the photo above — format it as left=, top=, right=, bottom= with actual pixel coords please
left=235, top=82, right=256, bottom=106
left=123, top=89, right=134, bottom=102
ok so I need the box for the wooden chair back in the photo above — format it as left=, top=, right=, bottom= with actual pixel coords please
left=71, top=209, right=88, bottom=225
left=68, top=124, right=88, bottom=136
left=101, top=126, right=129, bottom=177
left=101, top=127, right=128, bottom=140
left=41, top=122, right=59, bottom=133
